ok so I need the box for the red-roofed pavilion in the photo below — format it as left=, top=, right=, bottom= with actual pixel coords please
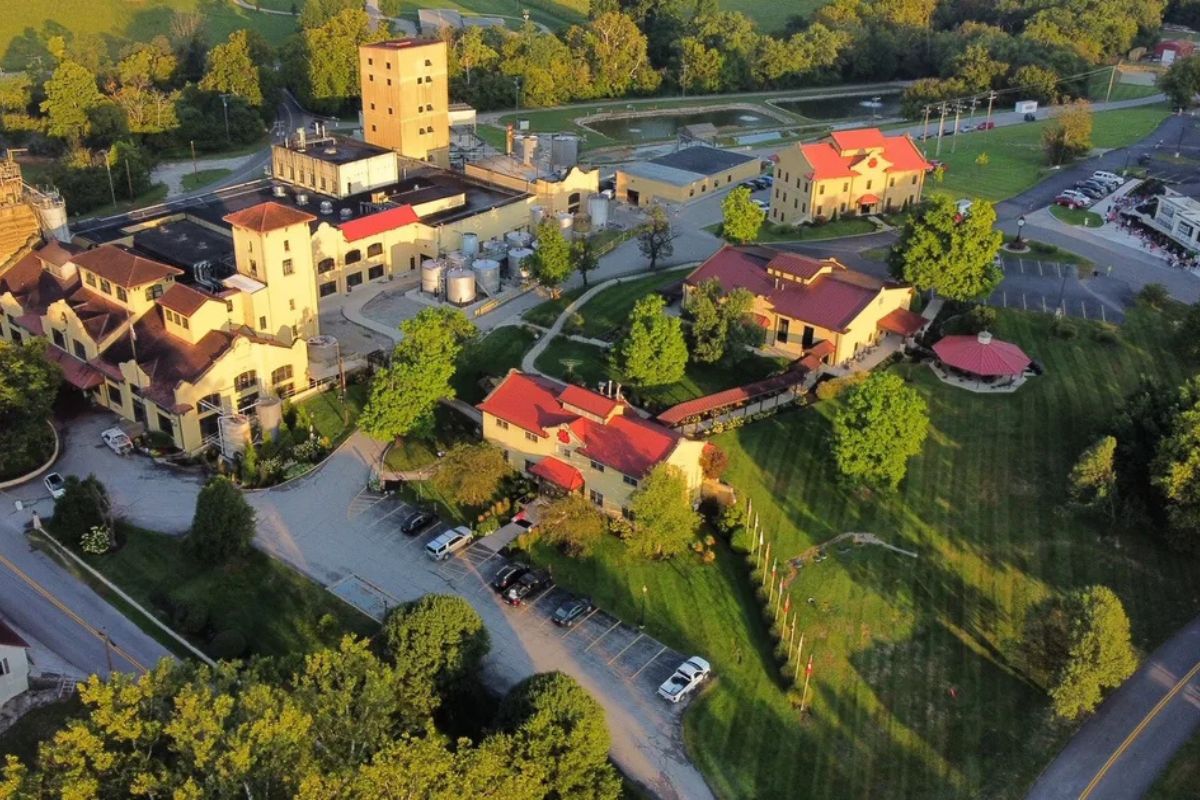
left=933, top=332, right=1031, bottom=377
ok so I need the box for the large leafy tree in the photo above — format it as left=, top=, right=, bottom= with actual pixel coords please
left=51, top=475, right=113, bottom=546
left=831, top=371, right=930, bottom=488
left=360, top=307, right=476, bottom=440
left=572, top=235, right=601, bottom=288
left=109, top=40, right=180, bottom=135
left=383, top=594, right=490, bottom=693
left=889, top=194, right=1003, bottom=301
left=628, top=464, right=701, bottom=558
left=529, top=219, right=574, bottom=295
left=40, top=59, right=104, bottom=141
left=431, top=442, right=512, bottom=507
left=1161, top=55, right=1200, bottom=110
left=0, top=339, right=61, bottom=478
left=1043, top=100, right=1094, bottom=166
left=565, top=12, right=661, bottom=98
left=289, top=8, right=374, bottom=113
left=613, top=293, right=687, bottom=387
left=1068, top=435, right=1118, bottom=519
left=721, top=186, right=764, bottom=244
left=200, top=29, right=269, bottom=108
left=538, top=492, right=608, bottom=555
left=637, top=204, right=675, bottom=271
left=189, top=475, right=256, bottom=562
left=1152, top=394, right=1200, bottom=553
left=684, top=278, right=760, bottom=363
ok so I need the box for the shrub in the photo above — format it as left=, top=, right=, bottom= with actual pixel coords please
left=209, top=629, right=247, bottom=660
left=52, top=475, right=111, bottom=547
left=188, top=476, right=256, bottom=563
left=172, top=598, right=210, bottom=636
left=1137, top=283, right=1170, bottom=309
left=1091, top=324, right=1120, bottom=345
left=815, top=371, right=870, bottom=401
left=1051, top=316, right=1078, bottom=339
left=79, top=525, right=112, bottom=555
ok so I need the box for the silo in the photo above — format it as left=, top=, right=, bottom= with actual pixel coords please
left=306, top=335, right=340, bottom=369
left=482, top=239, right=507, bottom=262
left=221, top=414, right=252, bottom=457
left=508, top=247, right=534, bottom=279
left=461, top=232, right=480, bottom=259
left=445, top=250, right=469, bottom=271
left=258, top=396, right=283, bottom=439
left=472, top=258, right=501, bottom=295
left=530, top=205, right=546, bottom=226
left=588, top=194, right=609, bottom=229
left=445, top=269, right=476, bottom=304
left=30, top=192, right=70, bottom=243
left=555, top=211, right=574, bottom=234
left=421, top=259, right=445, bottom=295
left=550, top=134, right=580, bottom=169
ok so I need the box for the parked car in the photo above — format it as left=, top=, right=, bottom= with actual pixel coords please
left=955, top=198, right=974, bottom=216
left=43, top=472, right=66, bottom=499
left=975, top=121, right=995, bottom=131
left=1059, top=188, right=1092, bottom=203
left=400, top=508, right=435, bottom=535
left=552, top=596, right=594, bottom=627
left=424, top=526, right=472, bottom=561
left=1055, top=193, right=1090, bottom=209
left=503, top=569, right=553, bottom=606
left=737, top=181, right=756, bottom=191
left=658, top=656, right=712, bottom=703
left=1073, top=184, right=1105, bottom=199
left=1137, top=153, right=1152, bottom=166
left=759, top=175, right=773, bottom=186
left=1023, top=112, right=1037, bottom=122
left=491, top=564, right=529, bottom=593
left=1092, top=170, right=1122, bottom=186
left=751, top=198, right=768, bottom=210
left=100, top=427, right=133, bottom=455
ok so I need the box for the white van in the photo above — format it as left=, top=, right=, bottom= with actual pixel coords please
left=1092, top=171, right=1122, bottom=187
left=425, top=526, right=472, bottom=561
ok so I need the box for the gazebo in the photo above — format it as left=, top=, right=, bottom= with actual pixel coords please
left=932, top=331, right=1032, bottom=390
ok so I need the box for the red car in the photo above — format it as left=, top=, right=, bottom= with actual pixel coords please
left=927, top=159, right=947, bottom=173
left=976, top=121, right=995, bottom=131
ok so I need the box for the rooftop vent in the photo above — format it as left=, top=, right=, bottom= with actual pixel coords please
left=319, top=200, right=333, bottom=215
left=324, top=147, right=337, bottom=155
left=273, top=185, right=286, bottom=198
left=339, top=208, right=352, bottom=220
left=296, top=193, right=308, bottom=206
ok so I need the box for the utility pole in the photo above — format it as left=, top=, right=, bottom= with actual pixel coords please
left=935, top=102, right=948, bottom=157
left=102, top=629, right=114, bottom=674
left=125, top=157, right=134, bottom=199
left=921, top=106, right=931, bottom=154
left=950, top=103, right=963, bottom=154
left=985, top=90, right=997, bottom=132
left=103, top=150, right=116, bottom=207
left=220, top=94, right=231, bottom=142
left=1105, top=62, right=1120, bottom=104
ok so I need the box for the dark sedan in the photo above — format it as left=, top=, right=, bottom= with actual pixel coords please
left=491, top=564, right=529, bottom=593
left=400, top=509, right=435, bottom=535
left=552, top=596, right=594, bottom=627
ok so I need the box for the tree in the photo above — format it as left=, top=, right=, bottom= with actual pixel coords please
left=1011, top=64, right=1059, bottom=105
left=1039, top=586, right=1139, bottom=721
left=431, top=442, right=512, bottom=507
left=40, top=59, right=104, bottom=141
left=1179, top=301, right=1200, bottom=361
left=888, top=194, right=1003, bottom=301
left=51, top=475, right=112, bottom=547
left=831, top=371, right=929, bottom=488
left=383, top=594, right=490, bottom=692
left=565, top=12, right=661, bottom=98
left=1068, top=436, right=1118, bottom=518
left=679, top=37, right=724, bottom=94
left=572, top=235, right=601, bottom=288
left=721, top=186, right=765, bottom=244
left=200, top=30, right=265, bottom=107
left=538, top=493, right=607, bottom=555
left=613, top=294, right=688, bottom=388
left=637, top=204, right=675, bottom=271
left=496, top=672, right=621, bottom=800
left=1043, top=101, right=1094, bottom=166
left=0, top=339, right=61, bottom=478
left=298, top=0, right=360, bottom=29
left=1152, top=395, right=1200, bottom=553
left=189, top=475, right=255, bottom=562
left=628, top=464, right=700, bottom=558
left=684, top=279, right=759, bottom=363
left=0, top=72, right=32, bottom=112
left=288, top=7, right=373, bottom=113
left=1137, top=282, right=1170, bottom=309
left=700, top=442, right=729, bottom=480
left=529, top=219, right=574, bottom=294
left=1161, top=55, right=1200, bottom=110
left=360, top=307, right=476, bottom=440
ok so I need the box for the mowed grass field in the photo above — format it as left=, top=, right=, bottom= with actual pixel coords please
left=930, top=105, right=1171, bottom=202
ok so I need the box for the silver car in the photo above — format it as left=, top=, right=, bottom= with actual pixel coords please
left=658, top=656, right=711, bottom=703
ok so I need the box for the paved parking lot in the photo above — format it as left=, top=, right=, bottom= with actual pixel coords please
left=987, top=258, right=1125, bottom=323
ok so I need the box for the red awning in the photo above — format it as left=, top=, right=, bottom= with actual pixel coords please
left=877, top=308, right=927, bottom=336
left=933, top=332, right=1031, bottom=377
left=859, top=193, right=880, bottom=205
left=528, top=456, right=584, bottom=492
left=807, top=339, right=835, bottom=360
left=44, top=346, right=104, bottom=390
left=750, top=313, right=771, bottom=329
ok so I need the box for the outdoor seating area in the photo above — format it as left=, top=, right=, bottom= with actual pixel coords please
left=929, top=331, right=1033, bottom=393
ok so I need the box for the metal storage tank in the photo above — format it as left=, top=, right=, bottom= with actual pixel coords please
left=445, top=250, right=468, bottom=271
left=550, top=134, right=580, bottom=168
left=505, top=230, right=532, bottom=249
left=461, top=232, right=480, bottom=259
left=445, top=269, right=476, bottom=304
left=555, top=211, right=574, bottom=233
left=221, top=414, right=252, bottom=457
left=588, top=194, right=609, bottom=229
left=319, top=200, right=333, bottom=215
left=517, top=134, right=539, bottom=165
left=508, top=247, right=534, bottom=279
left=306, top=335, right=339, bottom=367
left=472, top=259, right=501, bottom=295
left=482, top=239, right=506, bottom=261
left=30, top=193, right=70, bottom=243
left=258, top=396, right=283, bottom=438
left=530, top=205, right=546, bottom=227
left=421, top=259, right=445, bottom=295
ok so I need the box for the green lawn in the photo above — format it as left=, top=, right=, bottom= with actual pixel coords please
left=295, top=382, right=368, bottom=446
left=181, top=168, right=233, bottom=192
left=525, top=287, right=587, bottom=327
left=86, top=525, right=377, bottom=660
left=385, top=0, right=585, bottom=30
left=1147, top=731, right=1200, bottom=799
left=530, top=304, right=1200, bottom=799
left=1048, top=204, right=1104, bottom=227
left=1084, top=68, right=1163, bottom=103
left=453, top=325, right=539, bottom=404
left=927, top=105, right=1171, bottom=202
left=572, top=267, right=692, bottom=340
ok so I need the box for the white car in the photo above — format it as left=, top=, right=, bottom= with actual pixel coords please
left=955, top=198, right=973, bottom=216
left=425, top=526, right=472, bottom=561
left=43, top=472, right=66, bottom=499
left=100, top=427, right=133, bottom=455
left=751, top=198, right=768, bottom=211
left=658, top=656, right=711, bottom=703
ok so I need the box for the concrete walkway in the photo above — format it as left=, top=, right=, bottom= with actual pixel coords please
left=151, top=152, right=261, bottom=199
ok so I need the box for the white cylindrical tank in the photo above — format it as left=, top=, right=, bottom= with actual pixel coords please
left=530, top=205, right=546, bottom=227
left=461, top=232, right=479, bottom=259
left=588, top=195, right=609, bottom=229
left=445, top=269, right=476, bottom=304
left=306, top=335, right=339, bottom=367
left=258, top=395, right=283, bottom=438
left=483, top=239, right=506, bottom=261
left=472, top=258, right=501, bottom=295
left=505, top=230, right=532, bottom=249
left=445, top=250, right=468, bottom=271
left=421, top=259, right=445, bottom=294
left=550, top=134, right=580, bottom=168
left=508, top=247, right=534, bottom=279
left=221, top=414, right=252, bottom=457
left=518, top=134, right=539, bottom=165
left=555, top=211, right=574, bottom=233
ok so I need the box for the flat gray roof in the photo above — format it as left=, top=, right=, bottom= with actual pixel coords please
left=619, top=161, right=709, bottom=187
left=650, top=145, right=756, bottom=176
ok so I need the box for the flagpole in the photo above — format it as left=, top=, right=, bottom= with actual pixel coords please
left=787, top=611, right=796, bottom=652
left=762, top=544, right=771, bottom=586
left=768, top=565, right=776, bottom=607
left=800, top=654, right=814, bottom=713
left=774, top=576, right=784, bottom=622
left=794, top=633, right=804, bottom=683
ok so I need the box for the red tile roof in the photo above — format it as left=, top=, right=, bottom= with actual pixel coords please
left=529, top=456, right=584, bottom=491
left=830, top=128, right=887, bottom=151
left=877, top=308, right=927, bottom=336
left=67, top=288, right=129, bottom=341
left=933, top=332, right=1031, bottom=376
left=73, top=246, right=182, bottom=288
left=799, top=129, right=929, bottom=181
left=807, top=339, right=835, bottom=359
left=657, top=371, right=807, bottom=426
left=0, top=619, right=28, bottom=649
left=157, top=283, right=211, bottom=317
left=35, top=240, right=82, bottom=267
left=340, top=205, right=419, bottom=241
left=881, top=135, right=930, bottom=174
left=799, top=142, right=855, bottom=180
left=44, top=346, right=104, bottom=390
left=559, top=384, right=619, bottom=419
left=477, top=372, right=577, bottom=436
left=766, top=251, right=826, bottom=281
left=0, top=250, right=73, bottom=316
left=223, top=201, right=317, bottom=232
left=859, top=193, right=880, bottom=205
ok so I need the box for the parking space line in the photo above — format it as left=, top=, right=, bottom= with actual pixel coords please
left=584, top=620, right=622, bottom=652
left=1037, top=260, right=1044, bottom=276
left=1022, top=292, right=1027, bottom=310
left=630, top=645, right=667, bottom=679
left=1081, top=301, right=1088, bottom=319
left=561, top=607, right=602, bottom=638
left=1041, top=296, right=1047, bottom=313
left=607, top=632, right=644, bottom=665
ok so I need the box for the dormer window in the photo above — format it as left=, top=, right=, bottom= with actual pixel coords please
left=84, top=272, right=96, bottom=287
left=116, top=287, right=128, bottom=302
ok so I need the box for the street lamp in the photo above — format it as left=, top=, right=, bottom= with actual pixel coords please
left=220, top=94, right=232, bottom=142
left=513, top=77, right=521, bottom=113
left=1015, top=215, right=1026, bottom=248
left=639, top=584, right=647, bottom=629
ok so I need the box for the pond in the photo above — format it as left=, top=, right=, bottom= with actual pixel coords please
left=772, top=93, right=903, bottom=121
left=585, top=108, right=778, bottom=141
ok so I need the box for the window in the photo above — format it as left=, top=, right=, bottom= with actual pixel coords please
left=589, top=490, right=604, bottom=506
left=100, top=279, right=112, bottom=294
left=912, top=175, right=918, bottom=185
left=371, top=124, right=377, bottom=132
left=889, top=178, right=895, bottom=187
left=345, top=249, right=362, bottom=264
left=386, top=61, right=391, bottom=70
left=283, top=239, right=290, bottom=252
left=0, top=657, right=8, bottom=676
left=495, top=418, right=509, bottom=430
left=525, top=431, right=538, bottom=442
left=235, top=371, right=257, bottom=391
left=51, top=329, right=65, bottom=348
left=157, top=413, right=173, bottom=436
left=145, top=284, right=163, bottom=301
left=346, top=272, right=363, bottom=288
left=84, top=271, right=96, bottom=286
left=319, top=281, right=337, bottom=297
left=819, top=184, right=825, bottom=195
left=865, top=180, right=872, bottom=190
left=198, top=393, right=221, bottom=414
left=623, top=475, right=638, bottom=487
left=289, top=299, right=296, bottom=311
left=259, top=315, right=268, bottom=329
left=409, top=256, right=416, bottom=270
left=841, top=202, right=847, bottom=212
left=367, top=265, right=384, bottom=280
left=249, top=259, right=258, bottom=277
left=108, top=383, right=123, bottom=407
left=370, top=102, right=376, bottom=110
left=73, top=341, right=86, bottom=359
left=425, top=59, right=432, bottom=66
left=271, top=365, right=294, bottom=385
left=621, top=506, right=634, bottom=520
left=282, top=259, right=294, bottom=275
left=367, top=242, right=383, bottom=257
left=291, top=324, right=298, bottom=338
left=277, top=382, right=295, bottom=398
left=843, top=182, right=849, bottom=192
left=367, top=57, right=373, bottom=65
left=320, top=177, right=326, bottom=190
left=388, top=107, right=393, bottom=115
left=589, top=459, right=605, bottom=473
left=181, top=317, right=189, bottom=330
left=318, top=257, right=335, bottom=274
left=386, top=78, right=391, bottom=86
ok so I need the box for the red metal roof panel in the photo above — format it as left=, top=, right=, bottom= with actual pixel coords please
left=529, top=456, right=584, bottom=491
left=340, top=205, right=420, bottom=242
left=933, top=333, right=1031, bottom=376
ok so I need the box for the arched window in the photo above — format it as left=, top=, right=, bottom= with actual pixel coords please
left=318, top=258, right=335, bottom=274
left=568, top=192, right=581, bottom=213
left=367, top=242, right=384, bottom=258
left=345, top=249, right=362, bottom=264
left=234, top=371, right=257, bottom=391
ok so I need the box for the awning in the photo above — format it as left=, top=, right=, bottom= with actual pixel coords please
left=807, top=339, right=835, bottom=360
left=859, top=193, right=880, bottom=205
left=44, top=346, right=104, bottom=390
left=528, top=456, right=584, bottom=492
left=877, top=308, right=927, bottom=336
left=750, top=313, right=771, bottom=329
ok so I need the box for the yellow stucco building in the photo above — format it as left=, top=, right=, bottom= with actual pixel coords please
left=360, top=38, right=451, bottom=167
left=684, top=245, right=925, bottom=366
left=477, top=371, right=707, bottom=515
left=769, top=128, right=929, bottom=225
left=615, top=145, right=761, bottom=207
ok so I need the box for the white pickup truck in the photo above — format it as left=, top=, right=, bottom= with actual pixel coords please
left=100, top=427, right=133, bottom=455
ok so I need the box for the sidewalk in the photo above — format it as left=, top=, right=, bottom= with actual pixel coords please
left=151, top=152, right=260, bottom=199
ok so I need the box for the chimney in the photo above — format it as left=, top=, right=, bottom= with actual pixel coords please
left=506, top=124, right=515, bottom=156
